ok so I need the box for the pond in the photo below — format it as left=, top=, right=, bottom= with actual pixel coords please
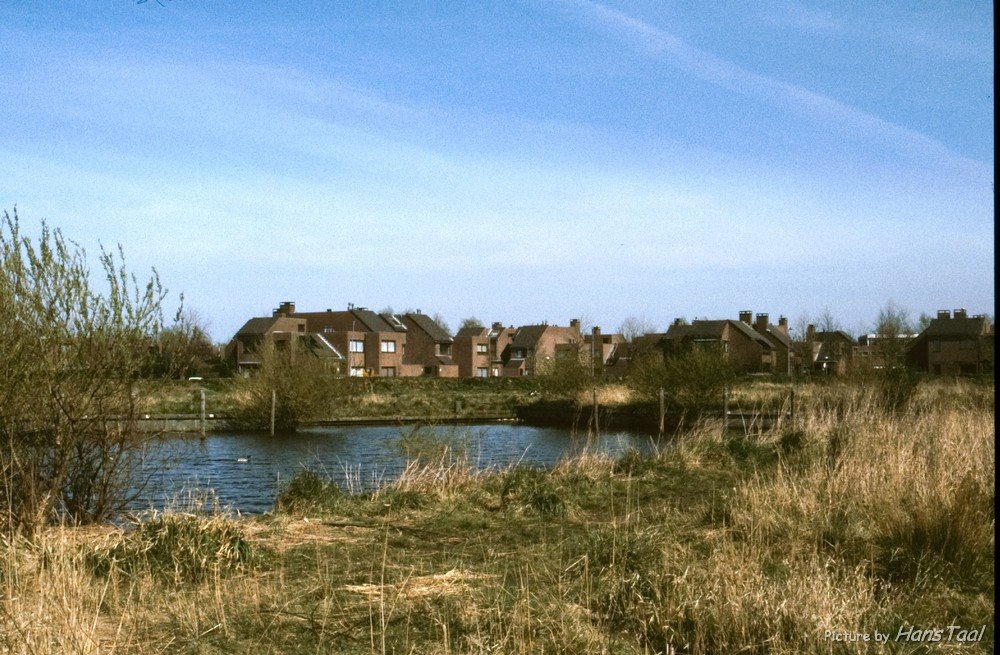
left=133, top=423, right=659, bottom=514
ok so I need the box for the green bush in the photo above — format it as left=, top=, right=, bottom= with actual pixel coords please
left=88, top=513, right=262, bottom=585
left=628, top=345, right=735, bottom=414
left=275, top=470, right=344, bottom=514
left=613, top=448, right=661, bottom=477
left=374, top=487, right=427, bottom=514
left=572, top=526, right=663, bottom=630
left=497, top=466, right=566, bottom=516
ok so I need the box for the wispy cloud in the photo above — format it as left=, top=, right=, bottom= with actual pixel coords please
left=764, top=3, right=842, bottom=34
left=561, top=0, right=990, bottom=181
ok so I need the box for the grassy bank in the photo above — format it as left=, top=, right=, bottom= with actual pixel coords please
left=137, top=376, right=539, bottom=420
left=3, top=381, right=993, bottom=653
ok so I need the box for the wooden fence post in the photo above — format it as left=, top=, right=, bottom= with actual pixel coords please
left=270, top=388, right=277, bottom=437
left=722, top=386, right=729, bottom=436
left=658, top=387, right=665, bottom=438
left=592, top=386, right=599, bottom=438
left=200, top=388, right=206, bottom=439
left=790, top=387, right=796, bottom=432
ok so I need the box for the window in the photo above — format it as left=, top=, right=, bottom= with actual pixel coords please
left=380, top=366, right=396, bottom=377
left=381, top=340, right=396, bottom=353
left=439, top=343, right=452, bottom=356
left=476, top=344, right=488, bottom=354
left=492, top=367, right=500, bottom=377
left=349, top=339, right=365, bottom=353
left=323, top=326, right=333, bottom=333
left=350, top=366, right=365, bottom=377
left=476, top=367, right=489, bottom=378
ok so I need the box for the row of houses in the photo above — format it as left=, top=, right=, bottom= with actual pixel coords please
left=225, top=302, right=620, bottom=378
left=225, top=302, right=993, bottom=378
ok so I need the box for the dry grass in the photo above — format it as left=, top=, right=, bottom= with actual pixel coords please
left=1, top=379, right=993, bottom=654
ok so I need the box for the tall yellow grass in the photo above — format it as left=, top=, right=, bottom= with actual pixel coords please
left=1, top=380, right=993, bottom=654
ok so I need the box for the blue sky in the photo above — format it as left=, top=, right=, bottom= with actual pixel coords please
left=1, top=1, right=993, bottom=341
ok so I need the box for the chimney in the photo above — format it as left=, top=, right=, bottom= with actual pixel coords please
left=739, top=310, right=752, bottom=325
left=672, top=317, right=683, bottom=327
left=754, top=313, right=769, bottom=332
left=274, top=301, right=295, bottom=317
left=592, top=326, right=601, bottom=336
left=954, top=308, right=967, bottom=319
left=778, top=316, right=788, bottom=334
left=570, top=318, right=581, bottom=330
left=937, top=309, right=951, bottom=320
left=492, top=321, right=503, bottom=329
left=806, top=324, right=816, bottom=341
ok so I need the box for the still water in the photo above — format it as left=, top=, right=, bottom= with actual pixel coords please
left=134, top=423, right=657, bottom=514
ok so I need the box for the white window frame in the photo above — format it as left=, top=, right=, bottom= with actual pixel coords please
left=381, top=340, right=396, bottom=353
left=349, top=339, right=365, bottom=353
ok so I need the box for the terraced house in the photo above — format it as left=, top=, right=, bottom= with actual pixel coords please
left=662, top=312, right=777, bottom=374
left=453, top=322, right=516, bottom=378
left=400, top=311, right=459, bottom=377
left=504, top=319, right=584, bottom=376
left=225, top=310, right=343, bottom=375
left=906, top=309, right=994, bottom=375
left=275, top=302, right=416, bottom=377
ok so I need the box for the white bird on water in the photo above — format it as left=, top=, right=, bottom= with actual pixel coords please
left=236, top=456, right=251, bottom=463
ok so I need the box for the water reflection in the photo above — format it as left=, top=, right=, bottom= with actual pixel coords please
left=134, top=423, right=659, bottom=514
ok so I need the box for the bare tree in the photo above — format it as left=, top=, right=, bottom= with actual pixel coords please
left=618, top=316, right=657, bottom=343
left=1, top=210, right=167, bottom=533
left=817, top=307, right=842, bottom=333
left=431, top=312, right=451, bottom=335
left=917, top=312, right=933, bottom=332
left=873, top=300, right=913, bottom=368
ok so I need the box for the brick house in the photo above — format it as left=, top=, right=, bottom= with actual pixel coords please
left=278, top=302, right=417, bottom=377
left=504, top=319, right=584, bottom=376
left=857, top=331, right=918, bottom=371
left=454, top=322, right=516, bottom=377
left=799, top=326, right=858, bottom=375
left=662, top=313, right=776, bottom=374
left=906, top=309, right=994, bottom=375
left=583, top=326, right=625, bottom=373
left=225, top=310, right=344, bottom=375
left=401, top=312, right=459, bottom=377
left=453, top=325, right=491, bottom=378
left=745, top=311, right=793, bottom=377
